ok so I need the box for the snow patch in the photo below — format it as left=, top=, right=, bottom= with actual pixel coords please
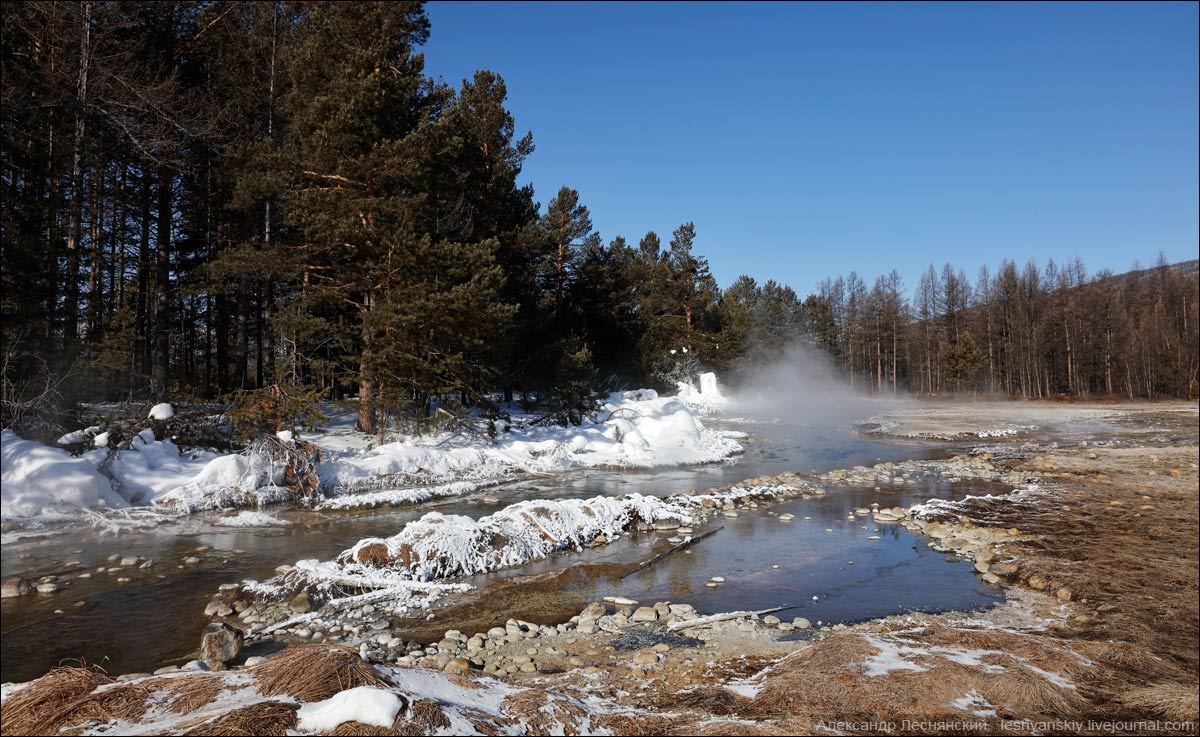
left=148, top=402, right=175, bottom=420
left=295, top=686, right=403, bottom=733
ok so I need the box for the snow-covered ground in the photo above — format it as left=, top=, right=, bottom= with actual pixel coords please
left=1, top=374, right=742, bottom=522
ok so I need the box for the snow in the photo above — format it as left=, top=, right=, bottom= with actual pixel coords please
left=213, top=510, right=290, bottom=527
left=295, top=686, right=403, bottom=733
left=950, top=689, right=997, bottom=717
left=675, top=371, right=731, bottom=416
left=57, top=426, right=100, bottom=445
left=341, top=493, right=688, bottom=581
left=3, top=379, right=742, bottom=521
left=148, top=402, right=175, bottom=420
left=1, top=429, right=128, bottom=518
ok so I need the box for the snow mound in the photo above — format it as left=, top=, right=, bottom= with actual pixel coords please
left=341, top=493, right=688, bottom=581
left=675, top=371, right=732, bottom=416
left=148, top=402, right=175, bottom=420
left=296, top=686, right=403, bottom=733
left=214, top=510, right=291, bottom=527
left=1, top=429, right=127, bottom=518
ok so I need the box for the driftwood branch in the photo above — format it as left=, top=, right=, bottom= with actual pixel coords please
left=620, top=526, right=722, bottom=580
left=667, top=605, right=796, bottom=631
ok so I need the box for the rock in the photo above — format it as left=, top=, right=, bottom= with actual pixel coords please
left=370, top=618, right=390, bottom=630
left=631, top=650, right=658, bottom=666
left=762, top=615, right=780, bottom=626
left=1, top=576, right=33, bottom=598
left=36, top=582, right=61, bottom=593
left=182, top=659, right=211, bottom=672
left=604, top=596, right=637, bottom=606
left=200, top=623, right=244, bottom=667
left=153, top=666, right=180, bottom=675
left=1056, top=588, right=1073, bottom=601
left=990, top=561, right=1019, bottom=576
left=184, top=556, right=201, bottom=565
left=709, top=576, right=725, bottom=583
left=244, top=656, right=267, bottom=667
left=778, top=513, right=795, bottom=521
left=519, top=662, right=537, bottom=673
left=577, top=623, right=597, bottom=635
left=982, top=573, right=1001, bottom=584
left=1028, top=575, right=1048, bottom=591
left=974, top=562, right=990, bottom=574
left=444, top=657, right=472, bottom=674
left=120, top=556, right=141, bottom=567
left=792, top=617, right=811, bottom=629
left=653, top=518, right=680, bottom=530
left=631, top=607, right=659, bottom=623
left=289, top=591, right=313, bottom=614
left=580, top=601, right=607, bottom=620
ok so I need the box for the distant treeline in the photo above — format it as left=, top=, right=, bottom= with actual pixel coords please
left=2, top=2, right=1196, bottom=440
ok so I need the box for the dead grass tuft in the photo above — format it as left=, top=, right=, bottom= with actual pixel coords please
left=1122, top=683, right=1200, bottom=722
left=0, top=664, right=115, bottom=736
left=981, top=666, right=1081, bottom=716
left=672, top=686, right=757, bottom=716
left=155, top=673, right=235, bottom=713
left=180, top=699, right=298, bottom=736
left=250, top=644, right=392, bottom=702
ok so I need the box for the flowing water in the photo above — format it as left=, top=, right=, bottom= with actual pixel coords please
left=0, top=415, right=1004, bottom=683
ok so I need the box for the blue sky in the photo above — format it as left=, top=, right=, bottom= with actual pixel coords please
left=423, top=1, right=1199, bottom=295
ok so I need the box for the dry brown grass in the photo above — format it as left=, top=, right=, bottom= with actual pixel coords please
left=180, top=699, right=298, bottom=736
left=0, top=664, right=115, bottom=736
left=1122, top=683, right=1200, bottom=722
left=250, top=644, right=393, bottom=702
left=671, top=686, right=757, bottom=716
left=501, top=689, right=591, bottom=735
left=154, top=672, right=236, bottom=713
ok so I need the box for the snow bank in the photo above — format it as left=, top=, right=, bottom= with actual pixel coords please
left=341, top=493, right=687, bottom=581
left=675, top=371, right=732, bottom=416
left=1, top=429, right=127, bottom=518
left=6, top=381, right=741, bottom=520
left=296, top=686, right=403, bottom=733
left=318, top=388, right=741, bottom=494
left=80, top=429, right=217, bottom=507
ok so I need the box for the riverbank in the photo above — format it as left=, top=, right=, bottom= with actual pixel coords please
left=2, top=401, right=1196, bottom=734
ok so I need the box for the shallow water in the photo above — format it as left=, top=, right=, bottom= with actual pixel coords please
left=0, top=417, right=997, bottom=683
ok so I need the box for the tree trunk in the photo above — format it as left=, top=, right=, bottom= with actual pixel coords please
left=153, top=164, right=172, bottom=395
left=64, top=1, right=93, bottom=346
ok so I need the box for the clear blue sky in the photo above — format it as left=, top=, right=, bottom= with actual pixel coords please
left=423, top=1, right=1199, bottom=295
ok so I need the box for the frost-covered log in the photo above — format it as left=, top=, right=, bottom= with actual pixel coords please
left=341, top=493, right=690, bottom=581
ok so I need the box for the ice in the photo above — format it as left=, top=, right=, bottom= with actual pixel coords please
left=213, top=510, right=290, bottom=527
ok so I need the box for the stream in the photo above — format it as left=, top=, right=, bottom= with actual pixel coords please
left=0, top=414, right=1004, bottom=683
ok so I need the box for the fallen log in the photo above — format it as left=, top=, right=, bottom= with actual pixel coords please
left=619, top=526, right=722, bottom=580
left=666, top=605, right=795, bottom=631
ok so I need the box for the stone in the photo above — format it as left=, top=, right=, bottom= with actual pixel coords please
left=370, top=618, right=390, bottom=630
left=120, top=556, right=141, bottom=567
left=288, top=591, right=313, bottom=614
left=200, top=623, right=244, bottom=667
left=244, top=656, right=267, bottom=667
left=990, top=561, right=1019, bottom=576
left=1056, top=588, right=1073, bottom=601
left=631, top=607, right=659, bottom=622
left=974, top=562, right=990, bottom=574
left=762, top=615, right=780, bottom=626
left=444, top=657, right=472, bottom=674
left=792, top=617, right=811, bottom=629
left=1028, top=575, right=1048, bottom=591
left=184, top=556, right=201, bottom=565
left=1, top=576, right=33, bottom=598
left=631, top=650, right=658, bottom=666
left=36, top=582, right=61, bottom=593
left=604, top=596, right=637, bottom=606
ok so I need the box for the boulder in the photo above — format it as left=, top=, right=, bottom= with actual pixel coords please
left=200, top=622, right=244, bottom=668
left=1, top=576, right=33, bottom=598
left=288, top=591, right=313, bottom=614
left=631, top=607, right=659, bottom=623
